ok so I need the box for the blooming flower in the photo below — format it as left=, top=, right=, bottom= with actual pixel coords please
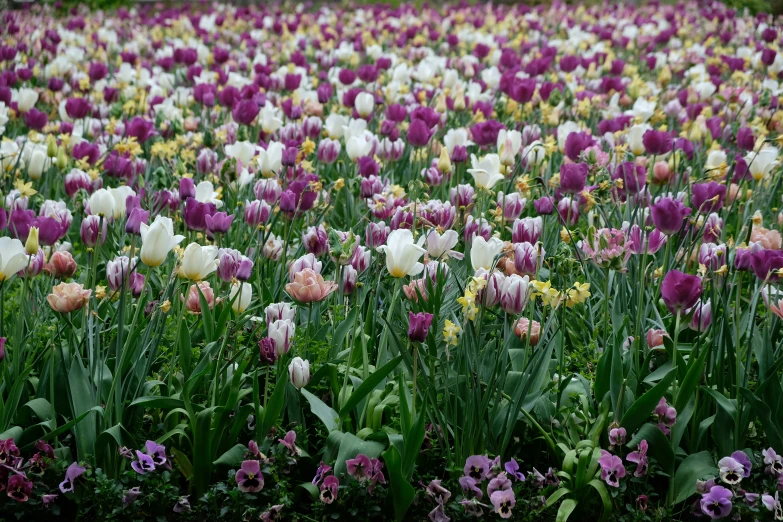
left=598, top=451, right=626, bottom=487
left=235, top=460, right=264, bottom=493
left=700, top=485, right=733, bottom=519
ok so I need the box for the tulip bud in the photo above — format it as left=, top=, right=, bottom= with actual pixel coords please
left=0, top=337, right=5, bottom=362
left=46, top=134, right=58, bottom=158
left=437, top=147, right=452, bottom=174
left=269, top=319, right=295, bottom=356
left=289, top=357, right=310, bottom=389
left=56, top=147, right=68, bottom=169
left=25, top=226, right=39, bottom=255
left=229, top=282, right=252, bottom=313
left=408, top=312, right=433, bottom=343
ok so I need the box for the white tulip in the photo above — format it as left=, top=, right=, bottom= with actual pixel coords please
left=289, top=357, right=310, bottom=389
left=27, top=145, right=49, bottom=180
left=225, top=140, right=257, bottom=166
left=746, top=147, right=779, bottom=181
left=471, top=236, right=505, bottom=271
left=109, top=186, right=136, bottom=219
left=325, top=114, right=348, bottom=139
left=195, top=181, right=223, bottom=209
left=346, top=136, right=373, bottom=161
left=377, top=229, right=426, bottom=278
left=425, top=229, right=463, bottom=259
left=443, top=128, right=473, bottom=155
left=178, top=243, right=219, bottom=281
left=626, top=124, right=652, bottom=156
left=354, top=92, right=375, bottom=118
left=467, top=154, right=505, bottom=190
left=88, top=188, right=116, bottom=218
left=259, top=104, right=283, bottom=134
left=0, top=102, right=8, bottom=135
left=270, top=318, right=295, bottom=355
left=139, top=215, right=185, bottom=267
left=523, top=140, right=547, bottom=166
left=0, top=140, right=18, bottom=170
left=705, top=150, right=727, bottom=172
left=0, top=237, right=30, bottom=281
left=497, top=129, right=522, bottom=167
left=257, top=141, right=284, bottom=176
left=229, top=282, right=252, bottom=313
left=14, top=88, right=38, bottom=112
left=629, top=97, right=656, bottom=122
left=557, top=121, right=581, bottom=152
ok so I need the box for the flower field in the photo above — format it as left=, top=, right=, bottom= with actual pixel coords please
left=1, top=1, right=783, bottom=520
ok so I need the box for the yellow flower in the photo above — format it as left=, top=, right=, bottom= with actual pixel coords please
left=560, top=227, right=572, bottom=243
left=301, top=137, right=316, bottom=156
left=567, top=282, right=591, bottom=307
left=443, top=320, right=461, bottom=346
left=653, top=266, right=663, bottom=278
left=458, top=291, right=479, bottom=321
left=334, top=178, right=345, bottom=191
left=95, top=285, right=107, bottom=300
left=542, top=288, right=564, bottom=309
left=159, top=300, right=172, bottom=313
left=468, top=276, right=487, bottom=294
left=14, top=179, right=37, bottom=198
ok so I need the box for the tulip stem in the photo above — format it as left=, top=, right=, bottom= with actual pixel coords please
left=263, top=365, right=270, bottom=409
left=671, top=311, right=681, bottom=403
left=412, top=342, right=418, bottom=417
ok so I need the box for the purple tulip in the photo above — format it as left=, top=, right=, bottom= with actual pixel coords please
left=533, top=196, right=555, bottom=215
left=126, top=207, right=149, bottom=235
left=65, top=97, right=91, bottom=119
left=408, top=312, right=433, bottom=343
left=559, top=162, right=588, bottom=194
left=23, top=108, right=47, bottom=130
left=125, top=116, right=156, bottom=143
left=407, top=118, right=434, bottom=147
left=614, top=162, right=646, bottom=193
left=366, top=221, right=389, bottom=248
left=650, top=197, right=690, bottom=235
left=232, top=99, right=259, bottom=126
left=303, top=225, right=329, bottom=256
left=751, top=249, right=783, bottom=283
left=691, top=182, right=726, bottom=214
left=33, top=216, right=63, bottom=246
left=736, top=127, right=755, bottom=151
left=642, top=129, right=674, bottom=155
left=183, top=198, right=216, bottom=231
left=80, top=215, right=107, bottom=247
left=205, top=211, right=234, bottom=235
left=564, top=131, right=594, bottom=162
left=661, top=270, right=702, bottom=314
left=179, top=178, right=196, bottom=200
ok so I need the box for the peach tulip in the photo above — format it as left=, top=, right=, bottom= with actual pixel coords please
left=184, top=281, right=215, bottom=314
left=750, top=226, right=782, bottom=250
left=47, top=282, right=91, bottom=313
left=285, top=268, right=337, bottom=303
left=513, top=317, right=540, bottom=346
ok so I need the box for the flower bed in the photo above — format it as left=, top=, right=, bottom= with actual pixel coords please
left=1, top=1, right=783, bottom=521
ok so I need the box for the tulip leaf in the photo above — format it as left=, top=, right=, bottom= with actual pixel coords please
left=213, top=443, right=247, bottom=467
left=672, top=451, right=717, bottom=505
left=338, top=355, right=401, bottom=421
left=301, top=388, right=339, bottom=432
left=333, top=432, right=384, bottom=477
left=382, top=445, right=415, bottom=522
left=621, top=369, right=674, bottom=436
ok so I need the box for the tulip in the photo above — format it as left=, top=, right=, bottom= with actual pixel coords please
left=244, top=200, right=271, bottom=226
left=500, top=274, right=531, bottom=314
left=184, top=281, right=215, bottom=314
left=377, top=229, right=426, bottom=278
left=471, top=236, right=505, bottom=271
left=47, top=251, right=77, bottom=279
left=80, top=215, right=107, bottom=247
left=289, top=254, right=323, bottom=281
left=691, top=182, right=727, bottom=214
left=354, top=92, right=375, bottom=118
left=514, top=318, right=540, bottom=346
left=205, top=212, right=234, bottom=236
left=513, top=242, right=540, bottom=275
left=88, top=188, right=115, bottom=218
left=232, top=99, right=259, bottom=126
left=366, top=222, right=390, bottom=249
left=266, top=302, right=296, bottom=325
left=650, top=197, right=689, bottom=235
left=229, top=282, right=252, bottom=313
left=126, top=207, right=149, bottom=235
left=303, top=225, right=329, bottom=256
left=497, top=192, right=525, bottom=221
left=559, top=162, right=588, bottom=194
left=25, top=226, right=39, bottom=255
left=467, top=154, right=504, bottom=190
left=661, top=270, right=702, bottom=314
left=285, top=268, right=338, bottom=303
left=407, top=118, right=434, bottom=147
left=512, top=217, right=543, bottom=244
left=751, top=249, right=783, bottom=283
left=106, top=256, right=134, bottom=291
left=179, top=243, right=219, bottom=281
left=179, top=178, right=196, bottom=199
left=139, top=215, right=185, bottom=267
left=408, top=312, right=434, bottom=343
left=289, top=357, right=310, bottom=389
left=425, top=229, right=461, bottom=260
left=47, top=282, right=91, bottom=313
left=688, top=300, right=712, bottom=332
left=642, top=129, right=674, bottom=155
left=341, top=265, right=358, bottom=295
left=745, top=147, right=779, bottom=182
left=15, top=88, right=38, bottom=112
left=563, top=131, right=594, bottom=162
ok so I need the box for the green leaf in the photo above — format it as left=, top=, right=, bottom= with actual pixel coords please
left=213, top=443, right=247, bottom=467
left=191, top=407, right=218, bottom=496
left=738, top=388, right=783, bottom=452
left=339, top=355, right=401, bottom=421
left=594, top=346, right=612, bottom=403
left=675, top=346, right=711, bottom=414
left=21, top=398, right=52, bottom=422
left=129, top=396, right=186, bottom=411
left=259, top=378, right=287, bottom=439
left=401, top=407, right=426, bottom=480
left=301, top=389, right=339, bottom=432
left=197, top=286, right=215, bottom=343
left=556, top=499, right=578, bottom=522
left=544, top=487, right=572, bottom=509
left=96, top=424, right=135, bottom=462
left=701, top=387, right=738, bottom=420
left=333, top=432, right=384, bottom=477
left=298, top=482, right=319, bottom=500
left=383, top=445, right=415, bottom=522
left=628, top=423, right=674, bottom=473
left=179, top=318, right=192, bottom=378
left=171, top=447, right=193, bottom=481
left=587, top=479, right=613, bottom=520
left=621, top=369, right=674, bottom=436
left=68, top=359, right=98, bottom=462
left=672, top=451, right=717, bottom=505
